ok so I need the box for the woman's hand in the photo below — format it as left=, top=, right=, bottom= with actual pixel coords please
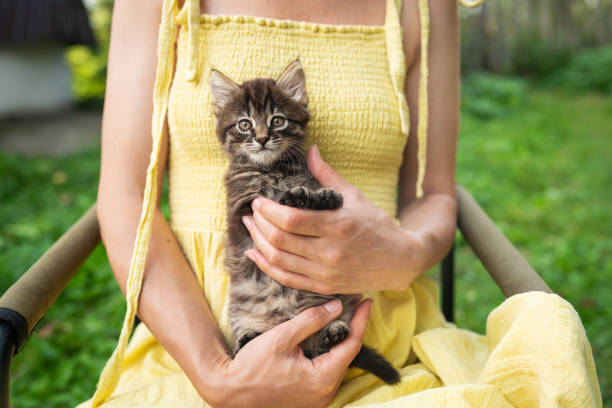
left=242, top=145, right=424, bottom=295
left=203, top=299, right=372, bottom=408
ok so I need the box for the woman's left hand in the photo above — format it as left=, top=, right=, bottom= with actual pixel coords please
left=242, top=145, right=423, bottom=295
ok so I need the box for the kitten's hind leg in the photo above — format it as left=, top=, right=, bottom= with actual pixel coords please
left=322, top=320, right=349, bottom=348
left=303, top=319, right=349, bottom=359
left=234, top=330, right=262, bottom=355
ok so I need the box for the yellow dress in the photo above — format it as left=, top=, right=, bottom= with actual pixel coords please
left=79, top=0, right=602, bottom=406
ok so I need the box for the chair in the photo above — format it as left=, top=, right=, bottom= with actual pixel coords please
left=0, top=185, right=551, bottom=408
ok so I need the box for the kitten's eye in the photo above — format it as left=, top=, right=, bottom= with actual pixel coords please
left=238, top=119, right=252, bottom=132
left=270, top=116, right=285, bottom=128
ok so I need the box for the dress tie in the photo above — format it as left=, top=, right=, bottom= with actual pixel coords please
left=185, top=0, right=200, bottom=81
left=90, top=0, right=179, bottom=404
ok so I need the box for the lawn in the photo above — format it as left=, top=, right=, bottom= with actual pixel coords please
left=1, top=82, right=611, bottom=406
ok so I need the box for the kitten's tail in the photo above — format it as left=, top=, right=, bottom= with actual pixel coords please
left=350, top=345, right=400, bottom=385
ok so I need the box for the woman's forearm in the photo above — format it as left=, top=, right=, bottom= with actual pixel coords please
left=97, top=195, right=230, bottom=395
left=397, top=192, right=457, bottom=279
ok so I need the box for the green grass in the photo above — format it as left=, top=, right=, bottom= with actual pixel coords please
left=1, top=85, right=610, bottom=406
left=455, top=86, right=612, bottom=405
left=0, top=150, right=124, bottom=407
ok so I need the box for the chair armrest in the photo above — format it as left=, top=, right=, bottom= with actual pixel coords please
left=0, top=204, right=100, bottom=408
left=456, top=186, right=552, bottom=297
left=0, top=204, right=101, bottom=350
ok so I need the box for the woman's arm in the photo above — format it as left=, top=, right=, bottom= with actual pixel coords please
left=98, top=1, right=367, bottom=406
left=243, top=0, right=459, bottom=293
left=98, top=0, right=229, bottom=394
left=396, top=0, right=459, bottom=271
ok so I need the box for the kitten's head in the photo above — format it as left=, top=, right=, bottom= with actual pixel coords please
left=210, top=60, right=309, bottom=166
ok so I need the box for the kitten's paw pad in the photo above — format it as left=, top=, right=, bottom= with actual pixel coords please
left=317, top=188, right=343, bottom=210
left=235, top=330, right=261, bottom=353
left=280, top=187, right=310, bottom=208
left=323, top=320, right=349, bottom=347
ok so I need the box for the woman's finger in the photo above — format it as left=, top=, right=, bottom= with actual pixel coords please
left=307, top=145, right=354, bottom=195
left=252, top=197, right=335, bottom=237
left=243, top=216, right=329, bottom=281
left=245, top=249, right=334, bottom=294
left=251, top=209, right=325, bottom=263
left=269, top=300, right=343, bottom=352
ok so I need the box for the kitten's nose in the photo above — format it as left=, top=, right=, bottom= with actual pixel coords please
left=255, top=136, right=270, bottom=146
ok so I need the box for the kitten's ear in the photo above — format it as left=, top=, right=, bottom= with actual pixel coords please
left=210, top=69, right=240, bottom=114
left=276, top=60, right=308, bottom=106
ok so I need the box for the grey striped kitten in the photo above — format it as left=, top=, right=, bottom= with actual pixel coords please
left=210, top=60, right=400, bottom=385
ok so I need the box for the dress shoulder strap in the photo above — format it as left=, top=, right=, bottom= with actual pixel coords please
left=459, top=0, right=483, bottom=7
left=90, top=0, right=179, bottom=405
left=185, top=0, right=201, bottom=81
left=415, top=0, right=430, bottom=198
left=385, top=0, right=429, bottom=198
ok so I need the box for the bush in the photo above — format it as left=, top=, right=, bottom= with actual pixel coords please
left=550, top=46, right=612, bottom=93
left=65, top=0, right=113, bottom=107
left=511, top=33, right=572, bottom=79
left=461, top=73, right=526, bottom=119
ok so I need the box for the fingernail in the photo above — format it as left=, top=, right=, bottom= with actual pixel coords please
left=242, top=216, right=251, bottom=227
left=311, top=144, right=320, bottom=157
left=252, top=199, right=261, bottom=210
left=323, top=300, right=341, bottom=314
left=244, top=249, right=254, bottom=260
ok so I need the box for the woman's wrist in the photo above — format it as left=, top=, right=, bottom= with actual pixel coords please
left=385, top=225, right=426, bottom=291
left=395, top=193, right=458, bottom=288
left=191, top=346, right=235, bottom=407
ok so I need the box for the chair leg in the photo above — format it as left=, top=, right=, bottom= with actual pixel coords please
left=0, top=321, right=15, bottom=408
left=441, top=244, right=455, bottom=323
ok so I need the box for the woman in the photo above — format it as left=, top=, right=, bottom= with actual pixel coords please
left=83, top=0, right=601, bottom=406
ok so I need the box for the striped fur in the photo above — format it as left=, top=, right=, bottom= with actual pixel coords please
left=211, top=61, right=399, bottom=384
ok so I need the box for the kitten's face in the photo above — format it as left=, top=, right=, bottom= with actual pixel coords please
left=210, top=60, right=309, bottom=166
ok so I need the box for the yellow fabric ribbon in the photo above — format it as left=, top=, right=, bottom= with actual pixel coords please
left=185, top=0, right=200, bottom=81
left=416, top=0, right=430, bottom=198
left=89, top=0, right=178, bottom=405
left=386, top=0, right=429, bottom=199
left=459, top=0, right=484, bottom=7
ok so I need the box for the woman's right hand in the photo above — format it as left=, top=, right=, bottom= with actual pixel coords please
left=202, top=299, right=372, bottom=408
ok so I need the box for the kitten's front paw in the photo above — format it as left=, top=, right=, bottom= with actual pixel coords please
left=322, top=320, right=349, bottom=349
left=279, top=187, right=310, bottom=208
left=315, top=188, right=343, bottom=210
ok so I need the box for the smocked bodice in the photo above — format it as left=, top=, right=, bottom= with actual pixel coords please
left=167, top=12, right=409, bottom=232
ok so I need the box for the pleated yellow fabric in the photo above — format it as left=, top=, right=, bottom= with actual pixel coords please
left=81, top=0, right=602, bottom=406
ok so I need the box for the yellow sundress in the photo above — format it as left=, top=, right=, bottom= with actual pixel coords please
left=79, top=0, right=602, bottom=406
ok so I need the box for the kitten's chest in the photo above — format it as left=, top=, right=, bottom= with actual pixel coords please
left=228, top=169, right=307, bottom=191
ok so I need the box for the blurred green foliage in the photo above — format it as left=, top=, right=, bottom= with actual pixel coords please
left=461, top=73, right=525, bottom=119
left=551, top=46, right=612, bottom=93
left=1, top=81, right=611, bottom=406
left=65, top=0, right=112, bottom=107
left=511, top=33, right=572, bottom=79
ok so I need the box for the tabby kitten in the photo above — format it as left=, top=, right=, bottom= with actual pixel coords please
left=210, top=60, right=400, bottom=385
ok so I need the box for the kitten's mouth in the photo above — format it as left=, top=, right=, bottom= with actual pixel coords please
left=248, top=147, right=281, bottom=165
left=253, top=141, right=280, bottom=153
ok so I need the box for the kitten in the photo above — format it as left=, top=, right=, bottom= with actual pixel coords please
left=210, top=60, right=400, bottom=385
